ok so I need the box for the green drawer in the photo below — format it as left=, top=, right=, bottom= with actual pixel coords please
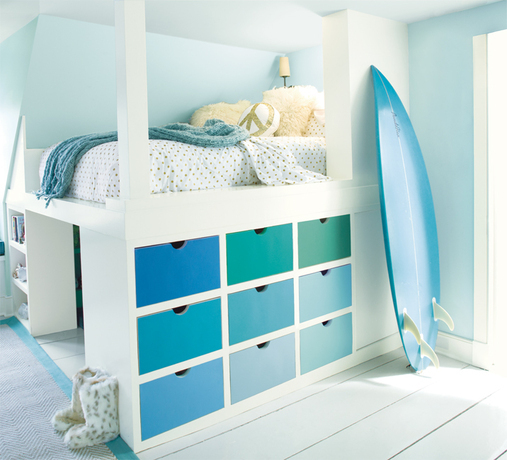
left=298, top=215, right=351, bottom=268
left=226, top=224, right=293, bottom=285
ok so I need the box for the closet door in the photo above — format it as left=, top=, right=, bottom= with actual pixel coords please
left=474, top=29, right=507, bottom=376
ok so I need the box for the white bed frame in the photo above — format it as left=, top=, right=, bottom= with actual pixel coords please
left=5, top=5, right=409, bottom=453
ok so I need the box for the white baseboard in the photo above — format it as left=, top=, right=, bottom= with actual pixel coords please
left=436, top=331, right=476, bottom=366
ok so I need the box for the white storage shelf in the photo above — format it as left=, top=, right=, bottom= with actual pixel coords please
left=6, top=205, right=77, bottom=337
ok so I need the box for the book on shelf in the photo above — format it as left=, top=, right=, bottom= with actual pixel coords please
left=11, top=216, right=25, bottom=244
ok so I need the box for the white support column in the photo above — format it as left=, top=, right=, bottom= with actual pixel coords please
left=323, top=10, right=408, bottom=184
left=115, top=0, right=150, bottom=201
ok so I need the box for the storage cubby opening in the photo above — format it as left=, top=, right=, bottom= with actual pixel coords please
left=73, top=225, right=83, bottom=330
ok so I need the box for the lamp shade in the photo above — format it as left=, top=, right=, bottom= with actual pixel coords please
left=279, top=57, right=290, bottom=77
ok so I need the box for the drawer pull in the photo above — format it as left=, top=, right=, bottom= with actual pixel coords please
left=319, top=218, right=329, bottom=224
left=173, top=305, right=189, bottom=315
left=171, top=241, right=187, bottom=250
left=255, top=285, right=268, bottom=293
left=175, top=368, right=191, bottom=378
left=322, top=320, right=333, bottom=327
left=254, top=228, right=267, bottom=235
left=320, top=270, right=330, bottom=276
left=257, top=341, right=270, bottom=349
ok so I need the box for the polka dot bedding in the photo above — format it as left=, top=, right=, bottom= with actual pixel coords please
left=39, top=137, right=328, bottom=203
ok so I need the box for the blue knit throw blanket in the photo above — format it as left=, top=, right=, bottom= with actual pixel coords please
left=36, top=119, right=250, bottom=206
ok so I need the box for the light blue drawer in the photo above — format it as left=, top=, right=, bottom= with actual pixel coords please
left=135, top=236, right=220, bottom=308
left=230, top=333, right=295, bottom=404
left=300, top=313, right=352, bottom=374
left=226, top=224, right=293, bottom=285
left=138, top=298, right=222, bottom=375
left=140, top=358, right=224, bottom=440
left=299, top=265, right=352, bottom=322
left=228, top=279, right=294, bottom=345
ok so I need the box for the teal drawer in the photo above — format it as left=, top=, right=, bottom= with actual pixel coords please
left=135, top=236, right=220, bottom=308
left=138, top=298, right=222, bottom=375
left=140, top=358, right=224, bottom=440
left=298, top=215, right=351, bottom=268
left=300, top=313, right=352, bottom=374
left=226, top=224, right=293, bottom=285
left=228, top=279, right=294, bottom=345
left=230, top=334, right=295, bottom=404
left=299, top=265, right=352, bottom=322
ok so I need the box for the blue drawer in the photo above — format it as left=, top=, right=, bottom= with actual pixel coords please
left=230, top=333, right=295, bottom=404
left=140, top=358, right=224, bottom=440
left=138, top=298, right=222, bottom=375
left=299, top=265, right=352, bottom=322
left=226, top=224, right=293, bottom=285
left=135, top=236, right=220, bottom=308
left=228, top=279, right=294, bottom=345
left=300, top=313, right=352, bottom=374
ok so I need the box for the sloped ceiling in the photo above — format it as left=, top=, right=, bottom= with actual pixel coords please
left=1, top=0, right=504, bottom=51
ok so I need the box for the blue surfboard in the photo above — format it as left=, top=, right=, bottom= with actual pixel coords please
left=371, top=66, right=454, bottom=372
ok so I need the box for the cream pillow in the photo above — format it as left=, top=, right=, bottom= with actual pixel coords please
left=304, top=113, right=325, bottom=137
left=190, top=100, right=251, bottom=127
left=238, top=103, right=280, bottom=137
left=262, top=86, right=318, bottom=136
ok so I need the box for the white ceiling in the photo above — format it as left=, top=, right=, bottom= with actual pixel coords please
left=1, top=0, right=504, bottom=52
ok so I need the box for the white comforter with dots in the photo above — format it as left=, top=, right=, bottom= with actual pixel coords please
left=39, top=137, right=328, bottom=203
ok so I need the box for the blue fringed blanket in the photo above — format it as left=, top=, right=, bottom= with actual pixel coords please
left=36, top=119, right=250, bottom=206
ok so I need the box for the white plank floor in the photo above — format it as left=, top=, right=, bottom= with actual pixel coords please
left=35, top=328, right=507, bottom=460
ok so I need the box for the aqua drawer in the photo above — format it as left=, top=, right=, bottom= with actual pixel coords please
left=300, top=313, right=352, bottom=374
left=138, top=298, right=221, bottom=375
left=229, top=279, right=294, bottom=345
left=226, top=224, right=293, bottom=285
left=135, top=236, right=220, bottom=308
left=230, top=333, right=295, bottom=404
left=299, top=265, right=352, bottom=322
left=298, top=215, right=351, bottom=268
left=140, top=358, right=224, bottom=440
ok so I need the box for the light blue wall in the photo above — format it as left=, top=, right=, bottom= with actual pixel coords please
left=284, top=46, right=323, bottom=91
left=20, top=15, right=281, bottom=149
left=409, top=1, right=507, bottom=340
left=0, top=18, right=38, bottom=234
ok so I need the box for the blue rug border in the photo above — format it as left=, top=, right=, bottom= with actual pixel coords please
left=0, top=316, right=139, bottom=460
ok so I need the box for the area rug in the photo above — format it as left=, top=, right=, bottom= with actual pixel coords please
left=0, top=317, right=138, bottom=460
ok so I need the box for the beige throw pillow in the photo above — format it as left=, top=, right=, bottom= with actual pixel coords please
left=262, top=86, right=318, bottom=136
left=190, top=100, right=251, bottom=127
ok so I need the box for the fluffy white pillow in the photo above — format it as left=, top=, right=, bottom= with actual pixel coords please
left=262, top=86, right=318, bottom=136
left=190, top=100, right=251, bottom=127
left=238, top=103, right=280, bottom=137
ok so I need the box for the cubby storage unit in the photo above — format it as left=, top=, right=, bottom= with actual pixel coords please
left=126, top=214, right=358, bottom=449
left=6, top=205, right=77, bottom=336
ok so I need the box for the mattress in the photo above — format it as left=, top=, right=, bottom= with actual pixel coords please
left=39, top=136, right=328, bottom=203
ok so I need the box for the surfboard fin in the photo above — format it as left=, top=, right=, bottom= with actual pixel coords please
left=432, top=298, right=455, bottom=331
left=403, top=311, right=421, bottom=344
left=420, top=337, right=440, bottom=369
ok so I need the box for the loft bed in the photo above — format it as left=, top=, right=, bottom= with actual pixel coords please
left=5, top=5, right=409, bottom=454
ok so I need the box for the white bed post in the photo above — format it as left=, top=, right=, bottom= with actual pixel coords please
left=115, top=0, right=150, bottom=201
